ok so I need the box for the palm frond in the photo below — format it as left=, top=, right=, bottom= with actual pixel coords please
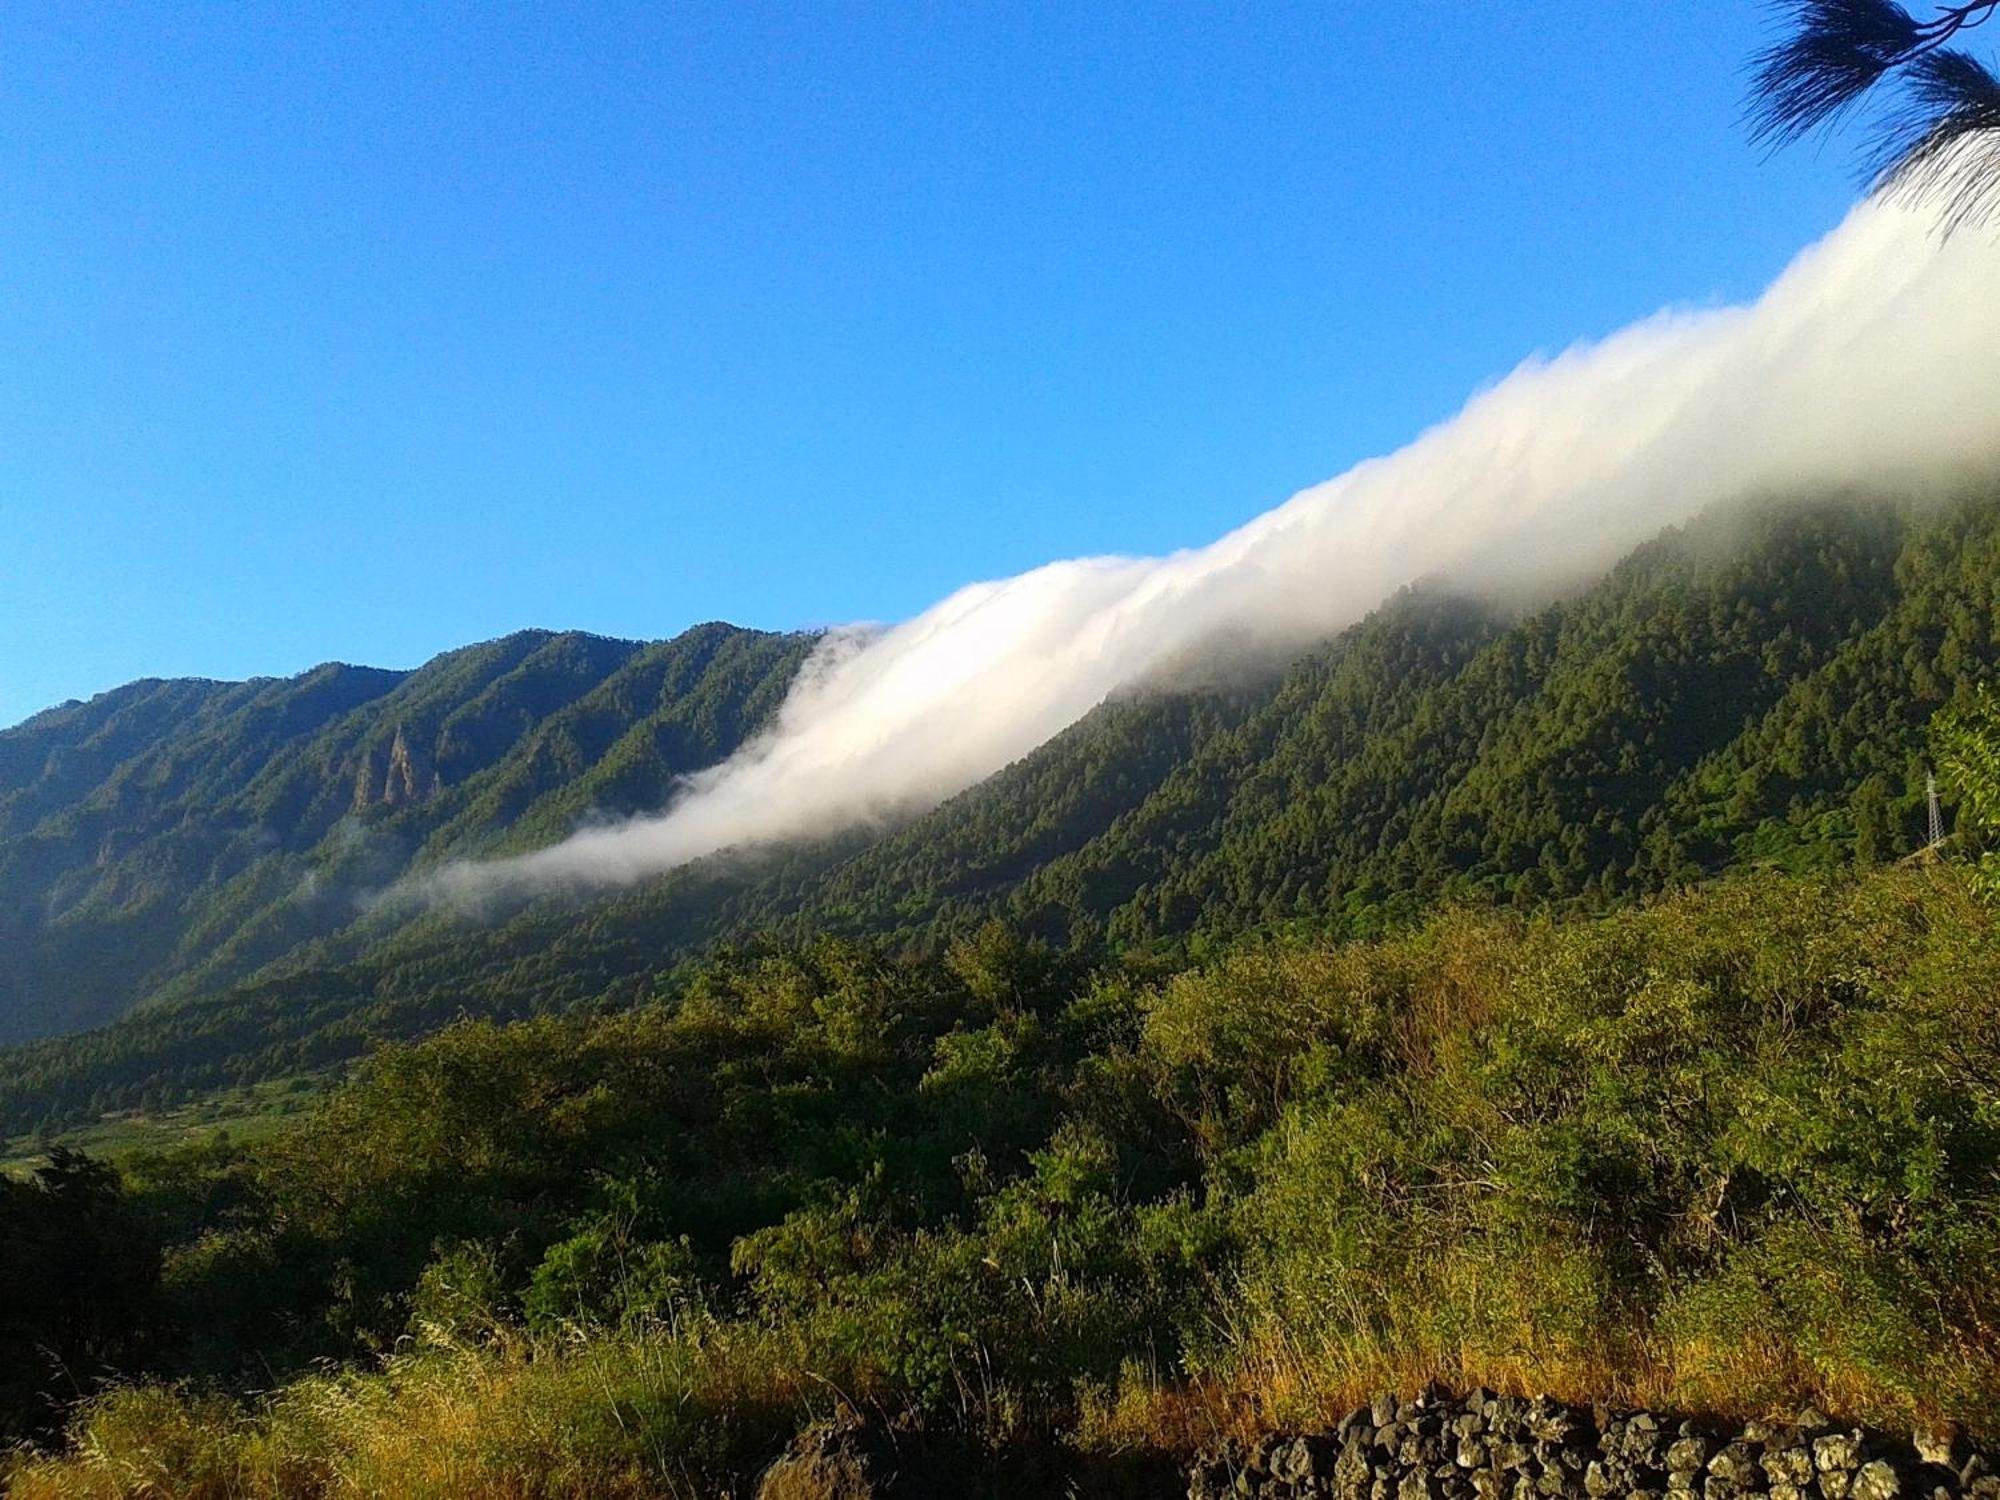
left=1874, top=47, right=2000, bottom=229
left=1747, top=0, right=1925, bottom=146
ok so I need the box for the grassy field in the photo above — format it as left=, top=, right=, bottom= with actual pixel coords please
left=0, top=1073, right=324, bottom=1176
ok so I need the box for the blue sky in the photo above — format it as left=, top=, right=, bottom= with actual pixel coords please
left=1, top=2, right=1858, bottom=729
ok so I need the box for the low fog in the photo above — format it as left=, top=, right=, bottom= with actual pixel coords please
left=432, top=198, right=2000, bottom=904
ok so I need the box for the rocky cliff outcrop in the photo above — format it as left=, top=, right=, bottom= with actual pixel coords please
left=352, top=723, right=435, bottom=811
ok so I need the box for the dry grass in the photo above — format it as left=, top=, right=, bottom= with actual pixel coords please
left=1071, top=1313, right=2000, bottom=1465
left=6, top=1324, right=821, bottom=1500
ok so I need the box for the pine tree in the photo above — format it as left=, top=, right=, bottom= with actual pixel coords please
left=1749, top=1, right=2000, bottom=229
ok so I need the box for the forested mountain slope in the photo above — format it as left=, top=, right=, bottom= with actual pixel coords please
left=2, top=486, right=1996, bottom=1133
left=0, top=624, right=813, bottom=1044
left=760, top=493, right=1968, bottom=947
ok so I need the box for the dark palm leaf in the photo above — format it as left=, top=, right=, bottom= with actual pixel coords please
left=1874, top=48, right=2000, bottom=228
left=1748, top=0, right=2000, bottom=228
left=1748, top=0, right=1924, bottom=146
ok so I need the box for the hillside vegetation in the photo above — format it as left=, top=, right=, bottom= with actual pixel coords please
left=5, top=866, right=1997, bottom=1496
left=6, top=487, right=2000, bottom=1495
left=0, top=623, right=812, bottom=1045
left=4, top=488, right=1998, bottom=1134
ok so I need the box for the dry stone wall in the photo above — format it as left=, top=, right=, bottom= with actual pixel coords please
left=1188, top=1390, right=2000, bottom=1500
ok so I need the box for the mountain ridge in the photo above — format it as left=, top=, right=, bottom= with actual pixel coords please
left=0, top=622, right=815, bottom=1045
left=2, top=484, right=1996, bottom=1132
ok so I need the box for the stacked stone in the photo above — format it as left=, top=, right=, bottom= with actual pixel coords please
left=1186, top=1389, right=2000, bottom=1500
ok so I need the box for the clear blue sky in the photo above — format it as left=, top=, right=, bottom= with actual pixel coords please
left=1, top=2, right=1858, bottom=729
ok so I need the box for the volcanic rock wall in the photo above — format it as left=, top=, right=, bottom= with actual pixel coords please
left=1188, top=1390, right=1999, bottom=1500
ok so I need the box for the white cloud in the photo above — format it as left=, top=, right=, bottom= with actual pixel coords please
left=435, top=198, right=2000, bottom=902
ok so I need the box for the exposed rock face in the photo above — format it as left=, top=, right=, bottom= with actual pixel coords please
left=352, top=723, right=435, bottom=811
left=379, top=724, right=434, bottom=806
left=1184, top=1390, right=1999, bottom=1500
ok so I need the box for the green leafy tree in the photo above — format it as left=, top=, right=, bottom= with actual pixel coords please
left=0, top=1148, right=161, bottom=1440
left=1934, top=685, right=2000, bottom=891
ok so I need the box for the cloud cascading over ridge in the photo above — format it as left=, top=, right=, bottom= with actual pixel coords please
left=434, top=197, right=2000, bottom=903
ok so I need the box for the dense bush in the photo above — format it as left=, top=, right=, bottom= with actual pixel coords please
left=0, top=1150, right=161, bottom=1442
left=6, top=865, right=1999, bottom=1496
left=1209, top=875, right=2000, bottom=1423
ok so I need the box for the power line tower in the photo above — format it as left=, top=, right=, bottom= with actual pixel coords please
left=1927, top=770, right=1947, bottom=852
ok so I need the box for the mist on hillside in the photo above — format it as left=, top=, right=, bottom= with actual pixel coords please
left=430, top=198, right=2000, bottom=906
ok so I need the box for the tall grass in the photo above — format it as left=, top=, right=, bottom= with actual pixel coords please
left=7, top=1322, right=823, bottom=1500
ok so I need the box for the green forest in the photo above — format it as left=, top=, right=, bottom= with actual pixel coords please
left=12, top=0, right=2000, bottom=1491
left=6, top=489, right=2000, bottom=1495
left=5, top=867, right=1997, bottom=1495
left=4, top=490, right=1998, bottom=1135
